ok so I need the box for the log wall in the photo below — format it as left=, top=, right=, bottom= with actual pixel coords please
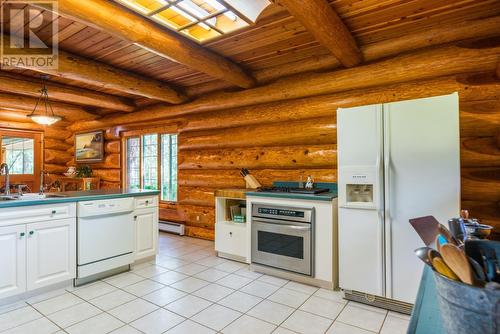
left=85, top=71, right=499, bottom=240
left=62, top=39, right=500, bottom=240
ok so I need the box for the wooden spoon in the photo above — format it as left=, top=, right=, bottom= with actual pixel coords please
left=432, top=257, right=459, bottom=281
left=441, top=243, right=474, bottom=285
left=438, top=224, right=462, bottom=247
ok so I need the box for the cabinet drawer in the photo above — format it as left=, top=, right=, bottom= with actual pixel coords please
left=135, top=196, right=158, bottom=209
left=215, top=222, right=247, bottom=259
left=0, top=203, right=76, bottom=226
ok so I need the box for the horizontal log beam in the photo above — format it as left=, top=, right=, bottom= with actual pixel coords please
left=178, top=145, right=336, bottom=170
left=193, top=16, right=500, bottom=91
left=44, top=164, right=68, bottom=175
left=179, top=117, right=335, bottom=150
left=461, top=137, right=500, bottom=167
left=461, top=168, right=500, bottom=202
left=179, top=169, right=336, bottom=188
left=44, top=149, right=72, bottom=165
left=2, top=35, right=186, bottom=104
left=460, top=99, right=500, bottom=137
left=279, top=0, right=362, bottom=67
left=71, top=42, right=500, bottom=131
left=44, top=138, right=72, bottom=151
left=0, top=120, right=70, bottom=139
left=0, top=91, right=97, bottom=121
left=0, top=72, right=135, bottom=112
left=51, top=0, right=255, bottom=89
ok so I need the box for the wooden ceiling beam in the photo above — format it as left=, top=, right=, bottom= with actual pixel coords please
left=43, top=0, right=256, bottom=89
left=0, top=91, right=97, bottom=122
left=70, top=41, right=500, bottom=132
left=277, top=0, right=362, bottom=67
left=0, top=71, right=136, bottom=112
left=186, top=15, right=500, bottom=96
left=2, top=35, right=187, bottom=104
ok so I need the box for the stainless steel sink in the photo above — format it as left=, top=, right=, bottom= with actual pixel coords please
left=44, top=193, right=69, bottom=198
left=0, top=195, right=20, bottom=201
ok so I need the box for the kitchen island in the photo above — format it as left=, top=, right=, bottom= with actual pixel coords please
left=0, top=189, right=159, bottom=304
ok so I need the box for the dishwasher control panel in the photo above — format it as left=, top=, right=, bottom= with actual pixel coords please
left=77, top=197, right=135, bottom=218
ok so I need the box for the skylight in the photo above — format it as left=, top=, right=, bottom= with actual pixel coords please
left=116, top=0, right=271, bottom=43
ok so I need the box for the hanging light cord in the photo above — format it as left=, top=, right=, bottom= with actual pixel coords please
left=29, top=78, right=56, bottom=118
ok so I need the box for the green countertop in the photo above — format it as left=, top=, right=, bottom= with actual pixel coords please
left=245, top=191, right=337, bottom=201
left=0, top=189, right=160, bottom=208
left=246, top=181, right=338, bottom=201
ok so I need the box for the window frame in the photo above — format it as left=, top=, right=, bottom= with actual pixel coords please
left=122, top=130, right=178, bottom=203
left=0, top=128, right=42, bottom=192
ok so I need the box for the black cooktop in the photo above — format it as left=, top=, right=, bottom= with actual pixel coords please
left=257, top=187, right=330, bottom=195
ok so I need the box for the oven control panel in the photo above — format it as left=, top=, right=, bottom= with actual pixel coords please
left=252, top=204, right=313, bottom=223
left=257, top=207, right=305, bottom=218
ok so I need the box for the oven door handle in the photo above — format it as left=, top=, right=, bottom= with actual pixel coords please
left=252, top=217, right=311, bottom=226
left=287, top=225, right=311, bottom=230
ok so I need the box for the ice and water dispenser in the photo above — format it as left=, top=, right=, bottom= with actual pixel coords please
left=346, top=184, right=373, bottom=203
left=339, top=166, right=379, bottom=209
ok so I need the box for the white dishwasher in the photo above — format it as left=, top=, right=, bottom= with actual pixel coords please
left=76, top=197, right=135, bottom=285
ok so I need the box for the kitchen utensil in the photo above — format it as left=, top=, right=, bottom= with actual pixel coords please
left=432, top=257, right=459, bottom=281
left=465, top=221, right=493, bottom=239
left=468, top=256, right=486, bottom=283
left=465, top=240, right=500, bottom=283
left=409, top=216, right=440, bottom=246
left=448, top=218, right=467, bottom=242
left=415, top=247, right=434, bottom=268
left=441, top=243, right=474, bottom=285
left=428, top=248, right=442, bottom=262
left=436, top=234, right=448, bottom=252
left=439, top=224, right=463, bottom=247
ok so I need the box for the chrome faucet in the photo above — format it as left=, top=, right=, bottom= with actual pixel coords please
left=39, top=170, right=47, bottom=195
left=0, top=163, right=10, bottom=195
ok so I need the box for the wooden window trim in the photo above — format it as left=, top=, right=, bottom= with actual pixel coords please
left=122, top=131, right=178, bottom=204
left=0, top=128, right=43, bottom=192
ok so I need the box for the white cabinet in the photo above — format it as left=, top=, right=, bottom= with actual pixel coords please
left=0, top=203, right=76, bottom=300
left=215, top=221, right=247, bottom=259
left=27, top=218, right=76, bottom=290
left=134, top=196, right=159, bottom=261
left=214, top=195, right=248, bottom=262
left=0, top=225, right=26, bottom=299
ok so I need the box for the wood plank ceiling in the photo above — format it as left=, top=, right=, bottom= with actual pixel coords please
left=1, top=0, right=499, bottom=113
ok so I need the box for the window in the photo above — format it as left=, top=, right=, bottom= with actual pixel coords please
left=114, top=0, right=271, bottom=43
left=1, top=136, right=34, bottom=174
left=125, top=133, right=178, bottom=201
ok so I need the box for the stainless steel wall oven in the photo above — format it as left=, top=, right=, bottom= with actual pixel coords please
left=251, top=203, right=314, bottom=276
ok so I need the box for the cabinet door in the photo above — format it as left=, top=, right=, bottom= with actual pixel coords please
left=215, top=222, right=246, bottom=259
left=134, top=208, right=159, bottom=260
left=26, top=218, right=76, bottom=290
left=0, top=225, right=26, bottom=299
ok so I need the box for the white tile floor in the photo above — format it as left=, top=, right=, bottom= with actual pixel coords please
left=0, top=233, right=410, bottom=334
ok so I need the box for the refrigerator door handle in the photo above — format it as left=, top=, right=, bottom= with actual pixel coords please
left=383, top=106, right=392, bottom=299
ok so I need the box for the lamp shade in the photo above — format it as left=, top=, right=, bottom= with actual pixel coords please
left=27, top=114, right=62, bottom=125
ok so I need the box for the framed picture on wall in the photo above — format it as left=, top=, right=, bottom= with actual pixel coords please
left=75, top=130, right=104, bottom=163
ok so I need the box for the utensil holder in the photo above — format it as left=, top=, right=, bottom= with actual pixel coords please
left=432, top=241, right=500, bottom=334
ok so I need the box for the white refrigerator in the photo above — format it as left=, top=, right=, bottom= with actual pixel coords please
left=337, top=93, right=460, bottom=304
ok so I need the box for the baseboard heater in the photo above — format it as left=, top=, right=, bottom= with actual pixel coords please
left=343, top=290, right=413, bottom=315
left=159, top=221, right=185, bottom=235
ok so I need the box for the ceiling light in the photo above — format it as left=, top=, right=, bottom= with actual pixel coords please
left=27, top=77, right=62, bottom=126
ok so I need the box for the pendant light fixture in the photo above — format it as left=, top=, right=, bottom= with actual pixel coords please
left=27, top=76, right=62, bottom=126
